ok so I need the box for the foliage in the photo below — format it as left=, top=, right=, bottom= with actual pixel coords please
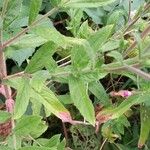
left=0, top=0, right=150, bottom=149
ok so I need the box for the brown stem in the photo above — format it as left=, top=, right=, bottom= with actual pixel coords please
left=62, top=122, right=68, bottom=146
left=123, top=24, right=150, bottom=58
left=123, top=2, right=150, bottom=34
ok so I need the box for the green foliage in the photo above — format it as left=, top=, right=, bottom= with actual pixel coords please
left=0, top=0, right=150, bottom=149
left=29, top=0, right=42, bottom=25
left=69, top=76, right=95, bottom=125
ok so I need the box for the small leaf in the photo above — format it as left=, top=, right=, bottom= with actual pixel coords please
left=57, top=139, right=66, bottom=150
left=71, top=45, right=89, bottom=70
left=64, top=0, right=117, bottom=8
left=14, top=78, right=31, bottom=119
left=89, top=81, right=110, bottom=106
left=25, top=42, right=57, bottom=73
left=45, top=134, right=61, bottom=147
left=30, top=86, right=71, bottom=122
left=29, top=0, right=42, bottom=25
left=69, top=76, right=95, bottom=125
left=107, top=51, right=123, bottom=62
left=5, top=34, right=47, bottom=66
left=31, top=122, right=48, bottom=138
left=30, top=70, right=50, bottom=92
left=32, top=27, right=66, bottom=47
left=88, top=25, right=113, bottom=52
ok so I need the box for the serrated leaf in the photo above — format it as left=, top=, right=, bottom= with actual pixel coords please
left=30, top=70, right=49, bottom=92
left=69, top=76, right=95, bottom=125
left=88, top=25, right=113, bottom=52
left=71, top=45, right=89, bottom=70
left=64, top=0, right=117, bottom=8
left=32, top=27, right=66, bottom=47
left=30, top=86, right=71, bottom=121
left=8, top=34, right=47, bottom=48
left=89, top=81, right=110, bottom=106
left=5, top=34, right=47, bottom=66
left=0, top=111, right=11, bottom=123
left=14, top=78, right=31, bottom=119
left=29, top=0, right=42, bottom=25
left=14, top=115, right=41, bottom=136
left=25, top=42, right=57, bottom=73
left=101, top=40, right=120, bottom=53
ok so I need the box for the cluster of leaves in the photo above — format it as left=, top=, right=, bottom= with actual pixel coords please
left=0, top=0, right=150, bottom=149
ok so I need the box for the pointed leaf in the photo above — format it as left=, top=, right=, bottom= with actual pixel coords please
left=30, top=86, right=71, bottom=122
left=88, top=25, right=113, bottom=52
left=14, top=78, right=31, bottom=119
left=14, top=115, right=41, bottom=136
left=29, top=0, right=42, bottom=25
left=25, top=42, right=57, bottom=73
left=69, top=76, right=95, bottom=125
left=89, top=81, right=110, bottom=106
left=64, top=0, right=117, bottom=8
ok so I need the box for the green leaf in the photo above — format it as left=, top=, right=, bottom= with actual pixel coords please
left=14, top=78, right=31, bottom=119
left=69, top=76, right=95, bottom=125
left=29, top=0, right=42, bottom=25
left=8, top=34, right=47, bottom=48
left=45, top=134, right=61, bottom=147
left=57, top=139, right=66, bottom=150
left=18, top=146, right=56, bottom=150
left=58, top=94, right=73, bottom=105
left=31, top=122, right=48, bottom=138
left=5, top=34, right=47, bottom=66
left=32, top=27, right=66, bottom=47
left=101, top=40, right=121, bottom=53
left=25, top=42, right=57, bottom=73
left=3, top=0, right=23, bottom=29
left=107, top=51, right=123, bottom=62
left=14, top=115, right=41, bottom=136
left=97, top=92, right=150, bottom=122
left=0, top=111, right=11, bottom=123
left=71, top=45, right=90, bottom=70
left=30, top=86, right=70, bottom=121
left=64, top=0, right=117, bottom=8
left=5, top=48, right=35, bottom=66
left=88, top=25, right=113, bottom=52
left=89, top=81, right=110, bottom=106
left=30, top=71, right=50, bottom=92
left=138, top=104, right=150, bottom=148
